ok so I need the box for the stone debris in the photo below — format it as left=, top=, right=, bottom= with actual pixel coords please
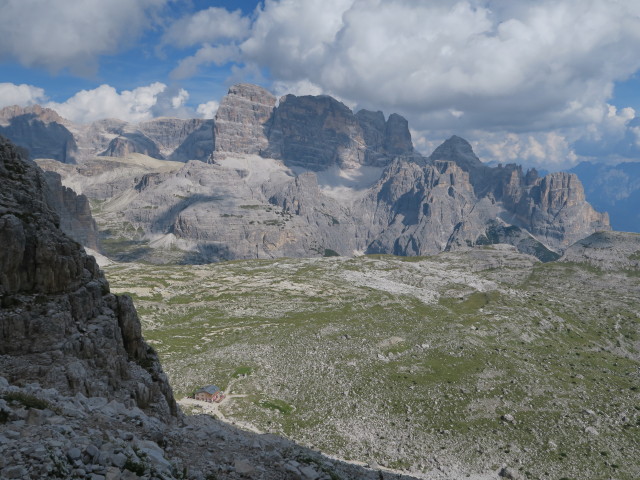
left=0, top=376, right=428, bottom=479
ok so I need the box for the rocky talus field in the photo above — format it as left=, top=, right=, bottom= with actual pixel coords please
left=105, top=239, right=640, bottom=480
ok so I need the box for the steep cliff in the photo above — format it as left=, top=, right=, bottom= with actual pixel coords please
left=0, top=135, right=176, bottom=418
left=213, top=83, right=277, bottom=157
left=262, top=93, right=414, bottom=170
left=42, top=170, right=100, bottom=251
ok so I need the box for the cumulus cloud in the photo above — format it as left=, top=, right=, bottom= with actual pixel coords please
left=0, top=0, right=166, bottom=75
left=162, top=7, right=251, bottom=48
left=196, top=101, right=219, bottom=119
left=474, top=132, right=579, bottom=169
left=45, top=83, right=170, bottom=124
left=171, top=89, right=189, bottom=109
left=170, top=44, right=240, bottom=80
left=235, top=0, right=640, bottom=133
left=0, top=83, right=47, bottom=108
left=572, top=104, right=640, bottom=162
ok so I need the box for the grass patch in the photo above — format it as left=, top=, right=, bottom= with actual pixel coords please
left=233, top=366, right=253, bottom=378
left=259, top=399, right=294, bottom=415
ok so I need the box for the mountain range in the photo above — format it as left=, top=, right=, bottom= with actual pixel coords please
left=0, top=84, right=612, bottom=263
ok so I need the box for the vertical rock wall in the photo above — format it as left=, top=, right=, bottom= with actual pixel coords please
left=0, top=136, right=177, bottom=418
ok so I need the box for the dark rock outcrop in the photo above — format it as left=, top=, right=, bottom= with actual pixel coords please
left=429, top=135, right=483, bottom=171
left=42, top=170, right=100, bottom=250
left=0, top=135, right=176, bottom=417
left=263, top=94, right=365, bottom=169
left=263, top=94, right=413, bottom=170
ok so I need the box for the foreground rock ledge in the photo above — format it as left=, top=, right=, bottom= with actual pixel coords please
left=0, top=134, right=176, bottom=418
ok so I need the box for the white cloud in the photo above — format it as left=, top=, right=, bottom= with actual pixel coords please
left=234, top=0, right=640, bottom=133
left=170, top=44, right=240, bottom=80
left=0, top=0, right=166, bottom=74
left=162, top=7, right=251, bottom=48
left=0, top=83, right=47, bottom=108
left=196, top=101, right=219, bottom=119
left=473, top=132, right=578, bottom=169
left=45, top=83, right=169, bottom=124
left=171, top=89, right=189, bottom=109
left=572, top=104, right=640, bottom=162
left=271, top=80, right=324, bottom=99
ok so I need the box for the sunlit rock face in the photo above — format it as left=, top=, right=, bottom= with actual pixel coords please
left=213, top=83, right=277, bottom=157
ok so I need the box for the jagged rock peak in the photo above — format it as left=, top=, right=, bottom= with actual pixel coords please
left=515, top=171, right=611, bottom=248
left=213, top=83, right=277, bottom=156
left=384, top=113, right=413, bottom=155
left=430, top=135, right=483, bottom=170
left=228, top=83, right=277, bottom=103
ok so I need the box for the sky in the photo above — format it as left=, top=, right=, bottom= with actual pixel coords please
left=1, top=0, right=640, bottom=170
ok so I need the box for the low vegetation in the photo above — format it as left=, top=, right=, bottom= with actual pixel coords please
left=105, top=247, right=640, bottom=479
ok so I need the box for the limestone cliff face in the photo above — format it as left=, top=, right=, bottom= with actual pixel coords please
left=169, top=119, right=214, bottom=162
left=138, top=118, right=205, bottom=158
left=358, top=159, right=495, bottom=255
left=100, top=132, right=164, bottom=159
left=263, top=94, right=366, bottom=170
left=1, top=107, right=213, bottom=163
left=213, top=83, right=277, bottom=157
left=516, top=171, right=610, bottom=248
left=0, top=105, right=79, bottom=163
left=42, top=171, right=100, bottom=250
left=0, top=136, right=176, bottom=418
left=212, top=85, right=413, bottom=170
left=429, top=136, right=611, bottom=250
left=263, top=93, right=413, bottom=170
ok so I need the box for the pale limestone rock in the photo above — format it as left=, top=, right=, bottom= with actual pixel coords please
left=213, top=83, right=277, bottom=157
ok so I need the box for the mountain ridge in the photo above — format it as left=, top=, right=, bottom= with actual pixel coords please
left=0, top=84, right=611, bottom=263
